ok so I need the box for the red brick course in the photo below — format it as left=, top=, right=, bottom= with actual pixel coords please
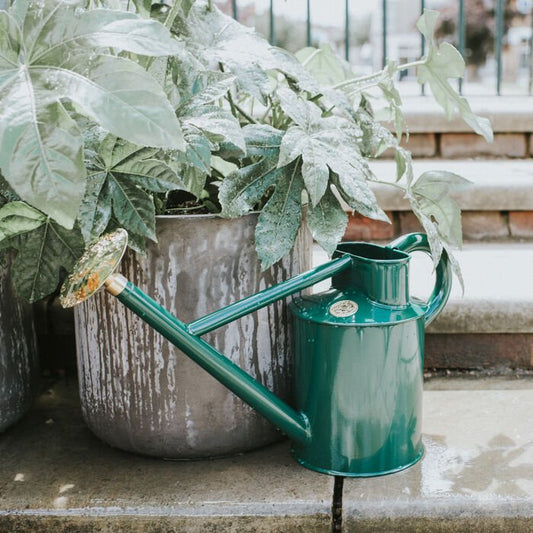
left=342, top=212, right=394, bottom=241
left=462, top=212, right=509, bottom=239
left=425, top=333, right=533, bottom=369
left=440, top=133, right=527, bottom=159
left=509, top=211, right=533, bottom=238
left=383, top=133, right=437, bottom=158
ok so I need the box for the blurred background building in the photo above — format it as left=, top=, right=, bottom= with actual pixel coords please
left=215, top=0, right=533, bottom=95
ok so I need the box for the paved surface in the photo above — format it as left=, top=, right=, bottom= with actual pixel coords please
left=1, top=380, right=533, bottom=531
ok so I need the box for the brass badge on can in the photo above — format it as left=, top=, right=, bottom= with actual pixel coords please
left=329, top=300, right=358, bottom=318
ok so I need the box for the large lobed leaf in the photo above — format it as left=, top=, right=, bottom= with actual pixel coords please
left=0, top=0, right=184, bottom=229
left=416, top=10, right=493, bottom=142
left=79, top=135, right=185, bottom=246
left=0, top=201, right=84, bottom=301
left=276, top=91, right=388, bottom=222
left=255, top=160, right=304, bottom=269
left=219, top=125, right=285, bottom=218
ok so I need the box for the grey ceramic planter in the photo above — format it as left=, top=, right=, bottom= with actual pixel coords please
left=0, top=255, right=38, bottom=432
left=74, top=214, right=312, bottom=458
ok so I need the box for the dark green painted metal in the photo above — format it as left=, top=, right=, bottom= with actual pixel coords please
left=109, top=232, right=451, bottom=477
left=306, top=0, right=311, bottom=46
left=458, top=0, right=465, bottom=94
left=496, top=0, right=504, bottom=95
left=387, top=232, right=452, bottom=326
left=289, top=316, right=425, bottom=476
left=382, top=0, right=388, bottom=68
left=188, top=256, right=352, bottom=336
left=115, top=282, right=312, bottom=447
left=344, top=0, right=350, bottom=61
left=289, top=233, right=451, bottom=476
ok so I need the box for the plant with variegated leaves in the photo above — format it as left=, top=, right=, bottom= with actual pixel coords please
left=0, top=0, right=492, bottom=302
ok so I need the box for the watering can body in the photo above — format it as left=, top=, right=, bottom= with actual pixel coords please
left=289, top=238, right=441, bottom=476
left=62, top=231, right=452, bottom=477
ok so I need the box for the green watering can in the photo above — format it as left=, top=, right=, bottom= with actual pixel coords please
left=61, top=229, right=452, bottom=477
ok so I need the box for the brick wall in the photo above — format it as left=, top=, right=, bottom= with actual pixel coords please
left=343, top=115, right=533, bottom=242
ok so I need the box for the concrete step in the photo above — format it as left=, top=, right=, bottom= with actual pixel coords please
left=400, top=95, right=533, bottom=134
left=313, top=241, right=533, bottom=369
left=369, top=159, right=533, bottom=212
left=343, top=159, right=533, bottom=243
left=1, top=378, right=533, bottom=531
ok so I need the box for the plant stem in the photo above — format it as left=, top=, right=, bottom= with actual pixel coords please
left=164, top=0, right=183, bottom=30
left=301, top=48, right=321, bottom=67
left=226, top=92, right=258, bottom=124
left=331, top=60, right=425, bottom=91
left=372, top=179, right=407, bottom=191
left=207, top=0, right=213, bottom=11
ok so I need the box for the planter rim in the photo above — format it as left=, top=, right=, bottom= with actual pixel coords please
left=155, top=212, right=259, bottom=221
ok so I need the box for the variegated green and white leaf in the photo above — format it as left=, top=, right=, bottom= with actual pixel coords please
left=8, top=219, right=85, bottom=302
left=255, top=161, right=304, bottom=269
left=416, top=10, right=493, bottom=142
left=307, top=187, right=348, bottom=255
left=0, top=201, right=46, bottom=241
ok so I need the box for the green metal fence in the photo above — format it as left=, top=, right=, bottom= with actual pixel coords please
left=227, top=0, right=533, bottom=96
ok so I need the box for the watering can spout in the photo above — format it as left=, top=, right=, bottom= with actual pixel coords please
left=60, top=229, right=354, bottom=448
left=106, top=273, right=313, bottom=446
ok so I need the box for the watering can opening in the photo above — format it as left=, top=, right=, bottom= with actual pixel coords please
left=335, top=241, right=410, bottom=263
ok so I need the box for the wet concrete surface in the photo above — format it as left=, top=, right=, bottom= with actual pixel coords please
left=1, top=379, right=533, bottom=531
left=344, top=381, right=533, bottom=531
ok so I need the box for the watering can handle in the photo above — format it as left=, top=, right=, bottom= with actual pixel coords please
left=387, top=233, right=452, bottom=326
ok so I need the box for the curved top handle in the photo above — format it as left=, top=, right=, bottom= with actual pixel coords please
left=387, top=233, right=452, bottom=326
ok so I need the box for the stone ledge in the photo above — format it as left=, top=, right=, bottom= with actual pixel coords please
left=0, top=383, right=332, bottom=532
left=344, top=386, right=533, bottom=532
left=3, top=380, right=533, bottom=531
left=400, top=96, right=533, bottom=133
left=367, top=159, right=533, bottom=212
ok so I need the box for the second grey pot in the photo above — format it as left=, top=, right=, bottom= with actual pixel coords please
left=0, top=255, right=39, bottom=432
left=74, top=214, right=311, bottom=458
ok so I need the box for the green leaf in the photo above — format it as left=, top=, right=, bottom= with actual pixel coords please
left=0, top=201, right=46, bottom=241
left=255, top=161, right=304, bottom=269
left=0, top=1, right=184, bottom=227
left=183, top=105, right=245, bottom=155
left=306, top=187, right=348, bottom=255
left=0, top=11, right=20, bottom=70
left=9, top=219, right=85, bottom=302
left=378, top=62, right=406, bottom=141
left=80, top=135, right=183, bottom=243
left=416, top=10, right=493, bottom=142
left=54, top=54, right=184, bottom=150
left=0, top=93, right=86, bottom=228
left=108, top=176, right=156, bottom=240
left=26, top=3, right=185, bottom=64
left=181, top=126, right=212, bottom=175
left=219, top=125, right=284, bottom=218
left=410, top=170, right=471, bottom=248
left=295, top=44, right=353, bottom=86
left=278, top=111, right=380, bottom=211
left=77, top=170, right=110, bottom=243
